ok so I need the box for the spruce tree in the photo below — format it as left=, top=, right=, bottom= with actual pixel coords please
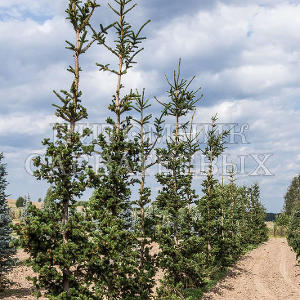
left=132, top=89, right=165, bottom=296
left=16, top=196, right=24, bottom=208
left=43, top=186, right=56, bottom=209
left=154, top=61, right=205, bottom=297
left=284, top=175, right=300, bottom=216
left=86, top=1, right=152, bottom=298
left=284, top=175, right=300, bottom=254
left=22, top=193, right=31, bottom=220
left=247, top=183, right=268, bottom=245
left=287, top=208, right=300, bottom=258
left=217, top=176, right=244, bottom=266
left=0, top=153, right=15, bottom=290
left=227, top=168, right=243, bottom=261
left=197, top=115, right=229, bottom=275
left=216, top=180, right=237, bottom=267
left=14, top=1, right=99, bottom=298
left=183, top=110, right=200, bottom=231
left=238, top=185, right=250, bottom=248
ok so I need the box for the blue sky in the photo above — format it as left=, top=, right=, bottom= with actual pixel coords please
left=1, top=0, right=300, bottom=212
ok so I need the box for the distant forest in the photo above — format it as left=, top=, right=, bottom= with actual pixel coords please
left=265, top=213, right=280, bottom=221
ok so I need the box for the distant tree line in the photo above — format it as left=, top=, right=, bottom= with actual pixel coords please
left=265, top=213, right=279, bottom=222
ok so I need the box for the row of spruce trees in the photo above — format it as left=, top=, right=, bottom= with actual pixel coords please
left=0, top=0, right=268, bottom=299
left=278, top=175, right=300, bottom=260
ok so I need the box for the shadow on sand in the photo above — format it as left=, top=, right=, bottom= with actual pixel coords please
left=0, top=286, right=33, bottom=299
left=202, top=255, right=252, bottom=299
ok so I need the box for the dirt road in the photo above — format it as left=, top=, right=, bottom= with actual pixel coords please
left=203, top=238, right=300, bottom=300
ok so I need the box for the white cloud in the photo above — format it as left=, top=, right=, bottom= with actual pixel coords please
left=144, top=3, right=254, bottom=65
left=0, top=113, right=57, bottom=135
left=1, top=0, right=300, bottom=212
left=0, top=0, right=65, bottom=19
left=199, top=63, right=299, bottom=98
left=194, top=96, right=300, bottom=211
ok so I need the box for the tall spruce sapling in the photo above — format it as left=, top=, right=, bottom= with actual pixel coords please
left=14, top=1, right=99, bottom=298
left=182, top=110, right=200, bottom=236
left=233, top=184, right=249, bottom=256
left=0, top=153, right=15, bottom=290
left=241, top=186, right=253, bottom=246
left=285, top=176, right=300, bottom=254
left=229, top=167, right=237, bottom=236
left=22, top=194, right=31, bottom=220
left=237, top=185, right=249, bottom=248
left=227, top=167, right=242, bottom=260
left=217, top=174, right=242, bottom=266
left=248, top=183, right=268, bottom=245
left=287, top=208, right=300, bottom=258
left=216, top=179, right=235, bottom=267
left=132, top=89, right=165, bottom=295
left=284, top=175, right=300, bottom=215
left=197, top=115, right=230, bottom=274
left=43, top=186, right=55, bottom=209
left=275, top=212, right=289, bottom=236
left=87, top=1, right=153, bottom=298
left=154, top=61, right=206, bottom=296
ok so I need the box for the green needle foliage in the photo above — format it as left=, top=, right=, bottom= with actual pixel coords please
left=197, top=115, right=230, bottom=276
left=284, top=175, right=300, bottom=257
left=284, top=175, right=300, bottom=216
left=14, top=1, right=98, bottom=298
left=43, top=186, right=56, bottom=209
left=217, top=175, right=240, bottom=268
left=287, top=208, right=300, bottom=259
left=16, top=196, right=25, bottom=208
left=154, top=61, right=205, bottom=297
left=86, top=1, right=153, bottom=299
left=225, top=169, right=243, bottom=263
left=246, top=183, right=268, bottom=245
left=132, top=89, right=165, bottom=297
left=11, top=1, right=271, bottom=297
left=235, top=185, right=250, bottom=248
left=22, top=194, right=31, bottom=220
left=217, top=179, right=265, bottom=267
left=0, top=153, right=15, bottom=290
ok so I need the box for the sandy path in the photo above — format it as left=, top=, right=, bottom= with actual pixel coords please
left=203, top=238, right=300, bottom=300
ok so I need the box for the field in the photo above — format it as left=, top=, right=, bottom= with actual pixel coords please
left=6, top=199, right=42, bottom=220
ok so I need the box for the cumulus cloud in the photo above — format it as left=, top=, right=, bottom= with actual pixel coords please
left=193, top=96, right=300, bottom=211
left=1, top=0, right=299, bottom=212
left=0, top=113, right=58, bottom=136
left=0, top=0, right=65, bottom=20
left=142, top=2, right=300, bottom=101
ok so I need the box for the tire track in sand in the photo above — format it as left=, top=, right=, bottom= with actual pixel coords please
left=203, top=238, right=300, bottom=300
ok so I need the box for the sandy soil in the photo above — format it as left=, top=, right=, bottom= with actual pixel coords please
left=1, top=238, right=299, bottom=299
left=0, top=250, right=47, bottom=300
left=203, top=238, right=300, bottom=300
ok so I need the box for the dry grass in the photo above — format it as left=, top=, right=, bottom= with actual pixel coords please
left=6, top=199, right=43, bottom=221
left=7, top=199, right=43, bottom=209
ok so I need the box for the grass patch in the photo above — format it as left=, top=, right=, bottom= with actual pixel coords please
left=181, top=268, right=228, bottom=300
